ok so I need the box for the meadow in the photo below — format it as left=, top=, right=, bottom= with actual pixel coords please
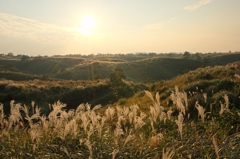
left=0, top=54, right=240, bottom=158
left=0, top=88, right=240, bottom=158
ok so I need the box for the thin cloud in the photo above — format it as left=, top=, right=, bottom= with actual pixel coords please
left=143, top=17, right=175, bottom=31
left=0, top=13, right=76, bottom=44
left=184, top=0, right=212, bottom=11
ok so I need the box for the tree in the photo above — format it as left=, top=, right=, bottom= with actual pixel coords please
left=201, top=56, right=210, bottom=67
left=194, top=53, right=202, bottom=61
left=183, top=51, right=190, bottom=59
left=109, top=68, right=129, bottom=98
left=7, top=52, right=14, bottom=56
left=21, top=55, right=30, bottom=61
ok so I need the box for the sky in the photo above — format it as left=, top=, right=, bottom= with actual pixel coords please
left=0, top=0, right=240, bottom=56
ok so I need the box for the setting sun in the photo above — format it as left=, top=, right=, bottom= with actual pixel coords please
left=78, top=16, right=96, bottom=36
left=81, top=16, right=95, bottom=29
left=1, top=0, right=240, bottom=55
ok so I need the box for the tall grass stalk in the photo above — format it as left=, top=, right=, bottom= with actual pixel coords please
left=212, top=134, right=220, bottom=159
left=0, top=89, right=239, bottom=158
left=195, top=101, right=206, bottom=122
left=175, top=112, right=184, bottom=140
left=170, top=86, right=187, bottom=115
left=219, top=94, right=230, bottom=116
left=162, top=148, right=175, bottom=159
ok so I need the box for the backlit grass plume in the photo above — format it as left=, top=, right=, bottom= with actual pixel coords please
left=195, top=101, right=206, bottom=122
left=0, top=90, right=239, bottom=158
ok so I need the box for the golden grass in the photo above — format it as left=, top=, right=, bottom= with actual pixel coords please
left=0, top=88, right=240, bottom=158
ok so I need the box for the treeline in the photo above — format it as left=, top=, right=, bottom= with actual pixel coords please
left=1, top=52, right=240, bottom=82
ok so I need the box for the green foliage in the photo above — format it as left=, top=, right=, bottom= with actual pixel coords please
left=21, top=55, right=30, bottom=61
left=195, top=71, right=213, bottom=80
left=93, top=74, right=103, bottom=80
left=0, top=71, right=36, bottom=81
left=118, top=98, right=127, bottom=105
left=212, top=91, right=240, bottom=108
left=0, top=80, right=113, bottom=114
left=1, top=52, right=240, bottom=82
left=109, top=68, right=126, bottom=85
left=217, top=79, right=235, bottom=90
left=183, top=51, right=190, bottom=59
left=108, top=68, right=132, bottom=99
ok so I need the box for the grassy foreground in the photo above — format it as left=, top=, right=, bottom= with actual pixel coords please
left=0, top=89, right=240, bottom=158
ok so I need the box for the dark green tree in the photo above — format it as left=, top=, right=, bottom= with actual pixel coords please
left=21, top=55, right=30, bottom=61
left=201, top=56, right=210, bottom=67
left=183, top=51, right=190, bottom=59
left=194, top=53, right=202, bottom=61
left=109, top=68, right=131, bottom=98
left=7, top=52, right=14, bottom=56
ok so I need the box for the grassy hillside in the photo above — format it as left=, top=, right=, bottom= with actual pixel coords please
left=108, top=62, right=240, bottom=115
left=1, top=52, right=240, bottom=82
left=0, top=61, right=240, bottom=158
left=0, top=78, right=149, bottom=115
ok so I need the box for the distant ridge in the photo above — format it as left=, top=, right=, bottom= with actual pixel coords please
left=0, top=52, right=240, bottom=81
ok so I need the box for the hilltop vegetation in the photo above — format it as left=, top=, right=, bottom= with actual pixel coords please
left=109, top=61, right=240, bottom=114
left=0, top=52, right=240, bottom=158
left=1, top=52, right=240, bottom=82
left=0, top=73, right=148, bottom=114
left=0, top=52, right=240, bottom=114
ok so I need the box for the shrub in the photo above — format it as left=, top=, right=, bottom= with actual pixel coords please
left=118, top=98, right=127, bottom=105
left=217, top=79, right=235, bottom=91
left=195, top=71, right=213, bottom=80
left=212, top=91, right=240, bottom=109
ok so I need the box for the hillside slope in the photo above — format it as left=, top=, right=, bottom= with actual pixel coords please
left=0, top=53, right=240, bottom=82
left=113, top=61, right=240, bottom=115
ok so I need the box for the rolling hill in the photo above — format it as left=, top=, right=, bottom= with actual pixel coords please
left=1, top=52, right=240, bottom=82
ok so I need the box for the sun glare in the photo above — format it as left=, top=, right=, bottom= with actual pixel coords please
left=77, top=28, right=93, bottom=36
left=77, top=16, right=96, bottom=36
left=82, top=16, right=95, bottom=29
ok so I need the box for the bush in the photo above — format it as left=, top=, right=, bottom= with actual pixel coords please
left=118, top=98, right=127, bottom=105
left=217, top=79, right=235, bottom=91
left=195, top=71, right=213, bottom=80
left=212, top=91, right=240, bottom=109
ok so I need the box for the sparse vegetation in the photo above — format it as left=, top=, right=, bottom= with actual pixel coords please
left=0, top=53, right=240, bottom=158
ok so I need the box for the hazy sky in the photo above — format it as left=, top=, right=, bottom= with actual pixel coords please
left=0, top=0, right=239, bottom=56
